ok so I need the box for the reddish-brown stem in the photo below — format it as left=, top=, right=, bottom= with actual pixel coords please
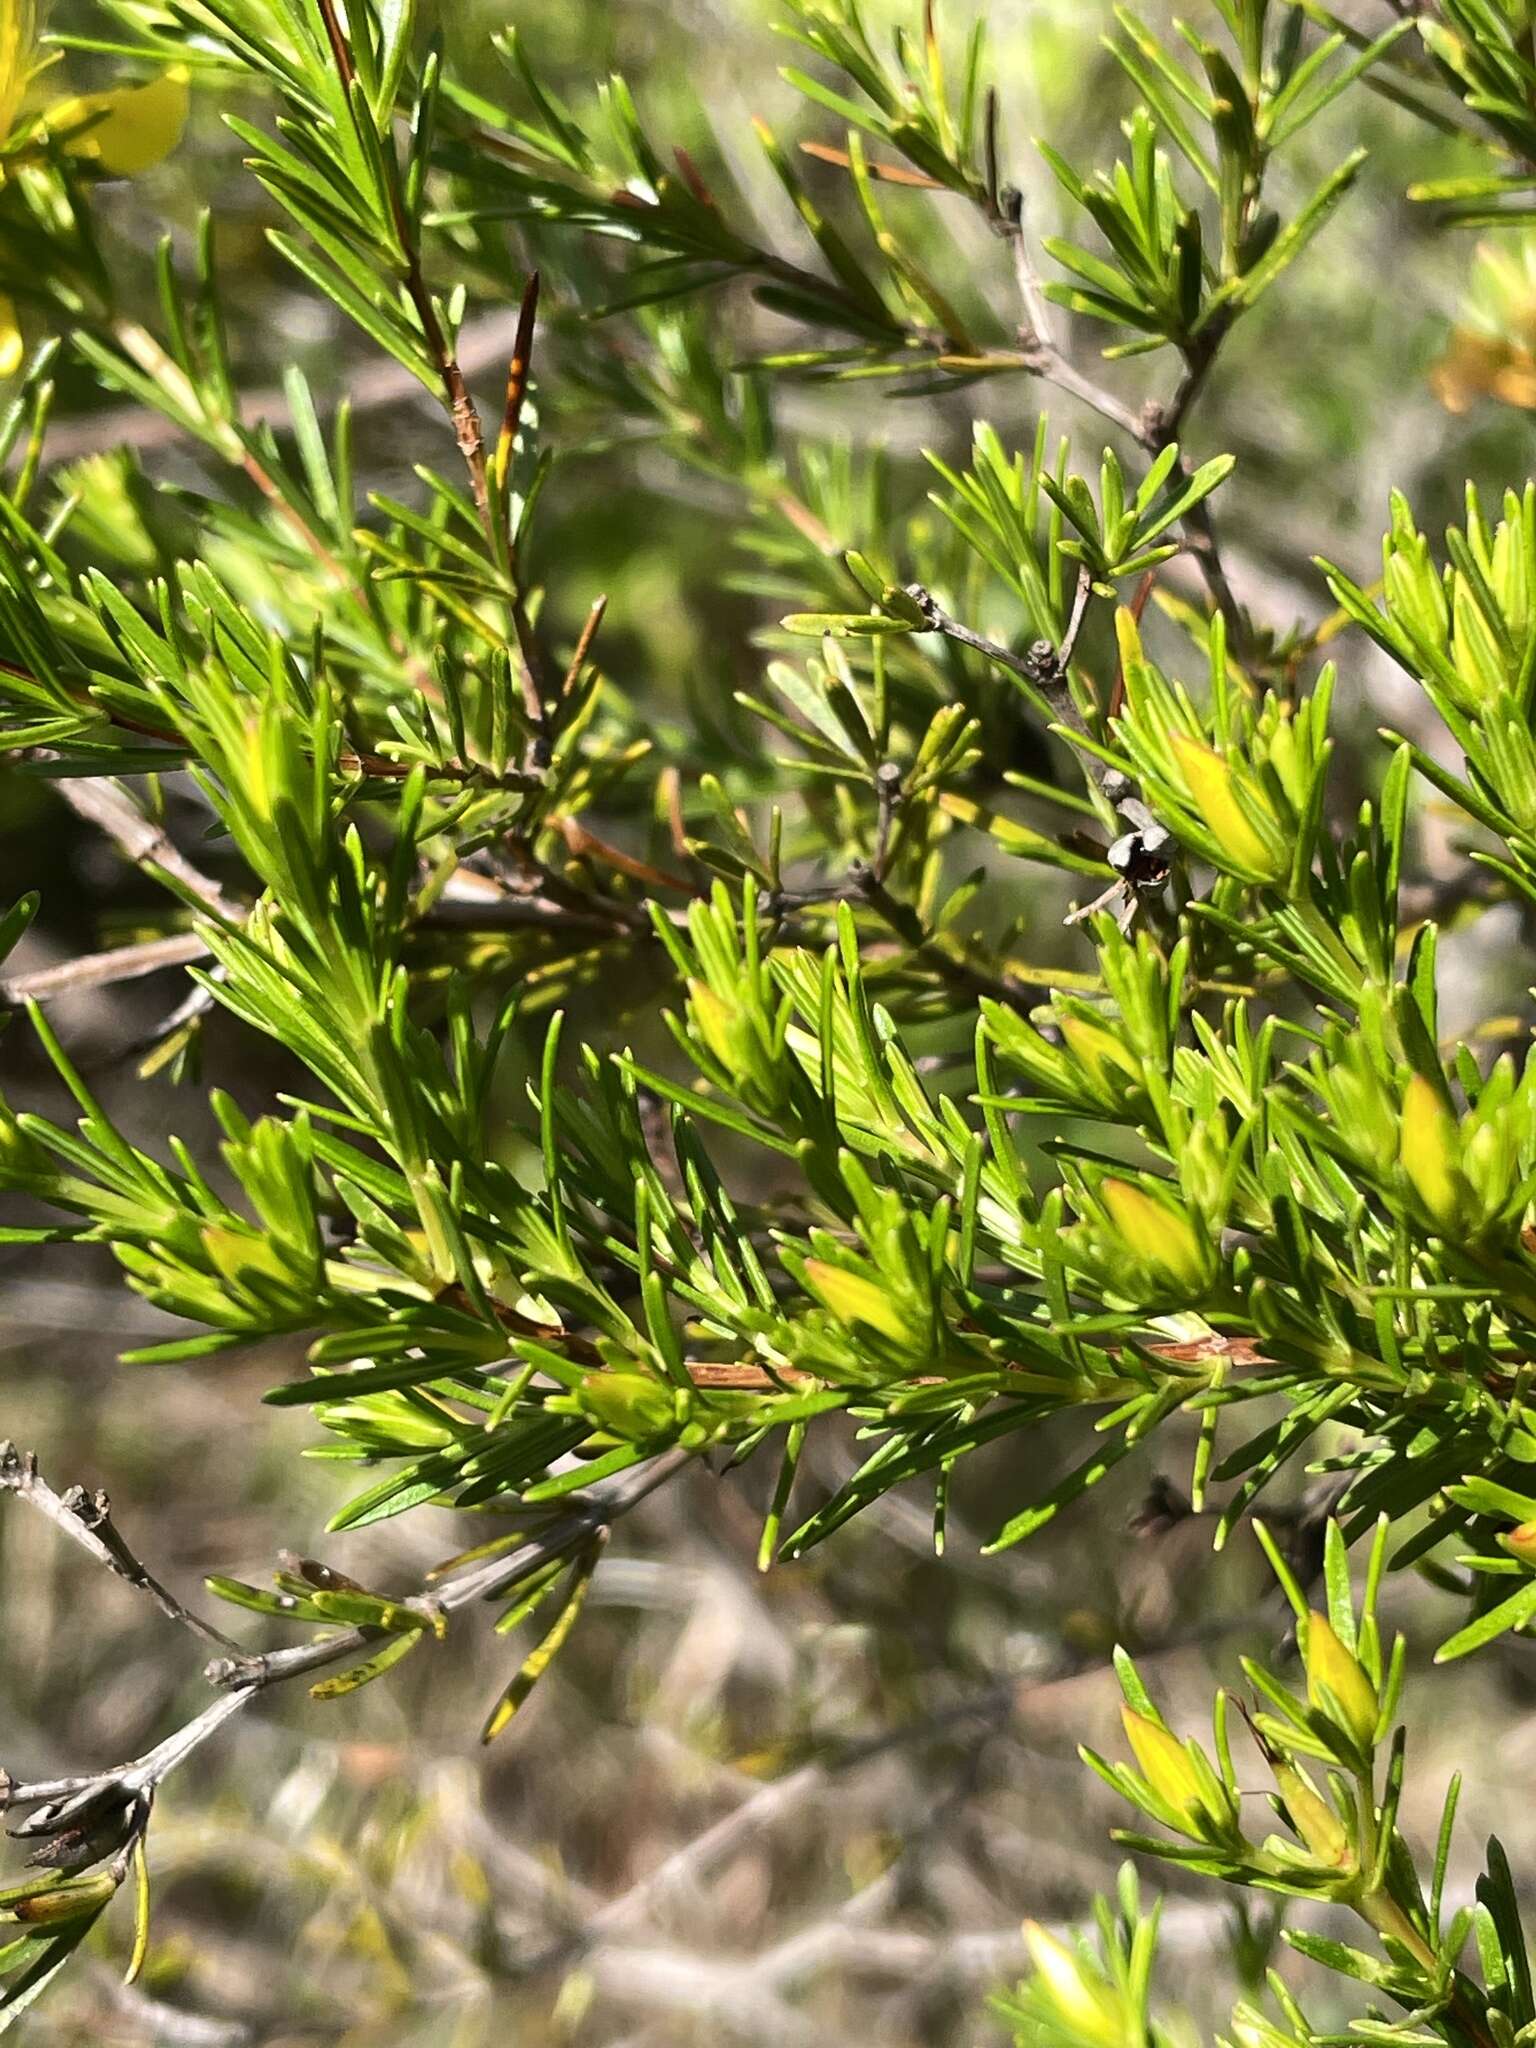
left=560, top=595, right=608, bottom=699
left=495, top=270, right=541, bottom=497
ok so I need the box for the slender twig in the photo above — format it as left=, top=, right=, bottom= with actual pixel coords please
left=313, top=0, right=355, bottom=89
left=0, top=881, right=652, bottom=1009
left=0, top=1444, right=238, bottom=1653
left=560, top=595, right=609, bottom=699
left=1157, top=331, right=1225, bottom=448
left=995, top=176, right=1248, bottom=648
left=314, top=0, right=503, bottom=643
left=496, top=269, right=541, bottom=492
left=902, top=577, right=1174, bottom=927
left=36, top=308, right=535, bottom=466
left=1002, top=199, right=1057, bottom=352
left=1014, top=332, right=1146, bottom=441
left=416, top=259, right=494, bottom=538
left=0, top=930, right=211, bottom=1007
left=2, top=770, right=239, bottom=1010
left=1, top=1449, right=694, bottom=1822
left=423, top=886, right=653, bottom=939
left=41, top=776, right=242, bottom=921
left=871, top=761, right=902, bottom=881
left=205, top=1445, right=694, bottom=1690
left=901, top=583, right=1099, bottom=764
left=1140, top=361, right=1245, bottom=641
left=338, top=747, right=541, bottom=792
left=379, top=117, right=548, bottom=759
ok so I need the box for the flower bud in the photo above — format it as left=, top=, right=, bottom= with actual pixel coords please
left=1168, top=732, right=1288, bottom=883
left=1399, top=1074, right=1467, bottom=1232
left=1059, top=1016, right=1142, bottom=1105
left=1500, top=1519, right=1536, bottom=1567
left=1021, top=1922, right=1125, bottom=2048
left=1304, top=1612, right=1378, bottom=1748
left=1121, top=1706, right=1205, bottom=1827
left=1271, top=1760, right=1353, bottom=1871
left=579, top=1371, right=674, bottom=1439
left=1101, top=1180, right=1211, bottom=1295
left=802, top=1258, right=909, bottom=1343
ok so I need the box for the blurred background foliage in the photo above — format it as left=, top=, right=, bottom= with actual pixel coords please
left=4, top=0, right=1536, bottom=2042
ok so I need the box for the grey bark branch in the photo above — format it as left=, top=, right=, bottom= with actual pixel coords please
left=902, top=578, right=1174, bottom=928
left=0, top=1442, right=238, bottom=1653
left=50, top=777, right=242, bottom=919
left=1, top=1446, right=694, bottom=1822
left=0, top=929, right=211, bottom=1006
left=202, top=1445, right=693, bottom=1690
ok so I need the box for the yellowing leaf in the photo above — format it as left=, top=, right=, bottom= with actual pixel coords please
left=1100, top=1179, right=1208, bottom=1294
left=1500, top=1519, right=1536, bottom=1567
left=1168, top=731, right=1285, bottom=882
left=9, top=1871, right=118, bottom=1925
left=1399, top=1072, right=1465, bottom=1230
left=481, top=1548, right=599, bottom=1742
left=50, top=66, right=189, bottom=177
left=124, top=1835, right=151, bottom=1987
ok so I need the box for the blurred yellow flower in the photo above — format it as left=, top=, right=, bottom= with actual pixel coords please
left=1431, top=239, right=1536, bottom=414
left=48, top=67, right=189, bottom=177
left=0, top=2, right=38, bottom=145
left=0, top=0, right=188, bottom=375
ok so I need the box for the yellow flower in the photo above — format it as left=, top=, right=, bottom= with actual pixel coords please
left=0, top=1, right=38, bottom=145
left=45, top=67, right=190, bottom=178
left=0, top=2, right=189, bottom=378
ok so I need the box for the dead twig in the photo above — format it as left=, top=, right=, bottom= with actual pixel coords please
left=0, top=1442, right=238, bottom=1653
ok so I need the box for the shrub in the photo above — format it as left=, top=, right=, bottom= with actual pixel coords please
left=2, top=0, right=1536, bottom=2037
